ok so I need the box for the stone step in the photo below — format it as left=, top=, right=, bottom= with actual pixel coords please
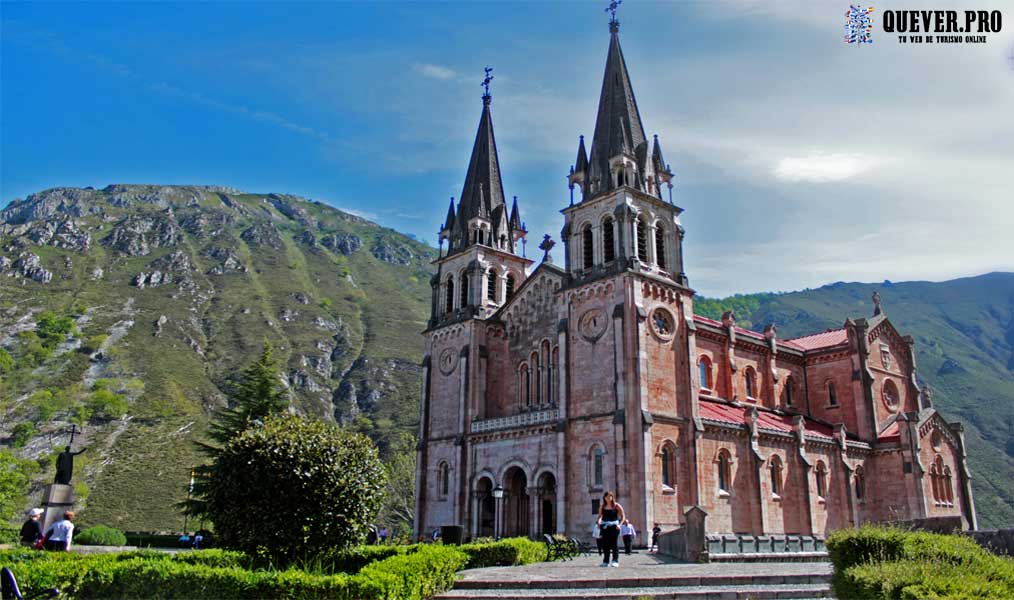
left=708, top=552, right=829, bottom=563
left=434, top=583, right=833, bottom=599
left=455, top=572, right=831, bottom=590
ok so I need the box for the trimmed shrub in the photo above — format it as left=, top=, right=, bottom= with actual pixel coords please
left=74, top=525, right=127, bottom=546
left=201, top=415, right=387, bottom=564
left=827, top=526, right=1014, bottom=600
left=460, top=537, right=547, bottom=569
left=319, top=544, right=412, bottom=573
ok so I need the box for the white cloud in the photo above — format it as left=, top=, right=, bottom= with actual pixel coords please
left=334, top=206, right=378, bottom=221
left=416, top=63, right=456, bottom=80
left=773, top=153, right=881, bottom=183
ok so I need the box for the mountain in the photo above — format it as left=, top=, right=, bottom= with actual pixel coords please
left=0, top=185, right=435, bottom=530
left=696, top=273, right=1014, bottom=528
left=2, top=185, right=1011, bottom=530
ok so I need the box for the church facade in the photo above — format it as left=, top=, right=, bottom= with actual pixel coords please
left=413, top=17, right=977, bottom=542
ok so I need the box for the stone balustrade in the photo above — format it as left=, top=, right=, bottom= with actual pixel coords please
left=471, top=408, right=559, bottom=433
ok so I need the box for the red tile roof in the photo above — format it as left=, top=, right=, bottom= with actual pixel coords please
left=784, top=328, right=848, bottom=351
left=698, top=399, right=834, bottom=440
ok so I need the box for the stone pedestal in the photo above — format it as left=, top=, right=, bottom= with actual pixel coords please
left=41, top=484, right=75, bottom=532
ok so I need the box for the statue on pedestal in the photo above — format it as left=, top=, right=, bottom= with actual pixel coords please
left=54, top=425, right=85, bottom=486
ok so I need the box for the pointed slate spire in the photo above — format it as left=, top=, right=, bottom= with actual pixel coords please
left=575, top=135, right=589, bottom=173
left=587, top=18, right=649, bottom=197
left=443, top=197, right=456, bottom=231
left=651, top=134, right=666, bottom=172
left=509, top=196, right=522, bottom=230
left=456, top=93, right=507, bottom=226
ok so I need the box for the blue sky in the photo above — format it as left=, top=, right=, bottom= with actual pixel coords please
left=3, top=1, right=1013, bottom=296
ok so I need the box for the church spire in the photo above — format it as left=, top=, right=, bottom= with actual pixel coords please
left=586, top=10, right=655, bottom=199
left=456, top=70, right=506, bottom=228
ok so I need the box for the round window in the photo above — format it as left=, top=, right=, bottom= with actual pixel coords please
left=650, top=308, right=675, bottom=341
left=882, top=380, right=900, bottom=412
left=931, top=429, right=943, bottom=452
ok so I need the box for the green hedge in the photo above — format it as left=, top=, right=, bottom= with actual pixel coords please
left=74, top=525, right=127, bottom=546
left=826, top=527, right=1014, bottom=599
left=459, top=537, right=547, bottom=569
left=0, top=545, right=467, bottom=600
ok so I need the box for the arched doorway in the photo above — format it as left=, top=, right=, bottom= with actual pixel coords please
left=504, top=466, right=529, bottom=538
left=474, top=477, right=495, bottom=538
left=538, top=472, right=557, bottom=536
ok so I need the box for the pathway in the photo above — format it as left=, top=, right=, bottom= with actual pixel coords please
left=436, top=552, right=833, bottom=600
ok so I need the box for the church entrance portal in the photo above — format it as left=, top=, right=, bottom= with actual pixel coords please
left=504, top=467, right=529, bottom=538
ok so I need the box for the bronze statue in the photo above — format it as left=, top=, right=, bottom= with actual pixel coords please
left=54, top=445, right=85, bottom=486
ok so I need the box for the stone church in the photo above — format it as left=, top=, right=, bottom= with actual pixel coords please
left=413, top=15, right=976, bottom=543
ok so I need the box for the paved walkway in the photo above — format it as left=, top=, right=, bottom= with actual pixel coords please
left=456, top=552, right=832, bottom=587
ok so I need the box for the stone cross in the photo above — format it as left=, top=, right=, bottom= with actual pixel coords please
left=482, top=67, right=494, bottom=98
left=539, top=234, right=555, bottom=263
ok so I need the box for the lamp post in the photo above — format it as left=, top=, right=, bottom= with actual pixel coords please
left=492, top=485, right=505, bottom=540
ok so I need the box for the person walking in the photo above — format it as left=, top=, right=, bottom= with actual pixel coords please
left=592, top=522, right=602, bottom=556
left=43, top=510, right=75, bottom=552
left=649, top=523, right=662, bottom=553
left=19, top=508, right=44, bottom=547
left=379, top=526, right=389, bottom=544
left=620, top=519, right=636, bottom=555
left=597, top=490, right=625, bottom=567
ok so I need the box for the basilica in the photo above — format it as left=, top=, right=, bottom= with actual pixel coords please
left=413, top=14, right=976, bottom=543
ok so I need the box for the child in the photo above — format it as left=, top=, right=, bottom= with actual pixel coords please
left=650, top=523, right=661, bottom=553
left=592, top=522, right=602, bottom=556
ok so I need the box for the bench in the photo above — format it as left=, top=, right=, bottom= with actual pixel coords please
left=543, top=534, right=579, bottom=561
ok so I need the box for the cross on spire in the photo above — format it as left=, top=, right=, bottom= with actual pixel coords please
left=606, top=0, right=622, bottom=26
left=482, top=66, right=494, bottom=99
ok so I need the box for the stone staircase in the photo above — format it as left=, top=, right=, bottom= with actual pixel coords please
left=434, top=555, right=834, bottom=600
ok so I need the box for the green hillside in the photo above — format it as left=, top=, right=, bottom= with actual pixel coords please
left=0, top=185, right=434, bottom=530
left=696, top=273, right=1014, bottom=528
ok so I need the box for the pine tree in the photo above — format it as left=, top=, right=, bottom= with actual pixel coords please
left=185, top=341, right=289, bottom=519
left=207, top=342, right=289, bottom=445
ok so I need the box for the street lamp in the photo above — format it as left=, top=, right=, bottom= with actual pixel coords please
left=491, top=486, right=505, bottom=540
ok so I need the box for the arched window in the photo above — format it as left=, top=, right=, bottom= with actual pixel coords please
left=582, top=224, right=594, bottom=269
left=505, top=273, right=516, bottom=302
left=854, top=467, right=866, bottom=502
left=784, top=377, right=794, bottom=407
left=661, top=443, right=676, bottom=488
left=487, top=269, right=497, bottom=302
left=603, top=216, right=615, bottom=263
left=815, top=461, right=828, bottom=498
left=827, top=381, right=838, bottom=407
left=531, top=351, right=541, bottom=406
left=444, top=277, right=454, bottom=314
left=943, top=466, right=953, bottom=505
left=654, top=223, right=666, bottom=269
left=551, top=344, right=559, bottom=405
left=930, top=457, right=941, bottom=503
left=540, top=342, right=551, bottom=406
left=745, top=367, right=757, bottom=399
left=636, top=218, right=648, bottom=262
left=439, top=461, right=450, bottom=497
left=699, top=356, right=712, bottom=390
left=459, top=272, right=469, bottom=308
left=593, top=446, right=605, bottom=487
left=717, top=449, right=732, bottom=494
left=770, top=455, right=782, bottom=497
left=522, top=364, right=531, bottom=408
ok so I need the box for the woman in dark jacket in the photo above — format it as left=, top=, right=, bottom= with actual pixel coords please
left=19, top=508, right=44, bottom=547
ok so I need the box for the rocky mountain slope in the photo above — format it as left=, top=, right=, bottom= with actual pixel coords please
left=0, top=185, right=434, bottom=530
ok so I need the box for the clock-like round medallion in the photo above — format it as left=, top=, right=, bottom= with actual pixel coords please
left=578, top=308, right=608, bottom=342
left=438, top=348, right=457, bottom=375
left=650, top=308, right=675, bottom=341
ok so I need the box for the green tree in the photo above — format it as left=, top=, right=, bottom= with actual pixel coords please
left=86, top=388, right=129, bottom=420
left=198, top=415, right=387, bottom=563
left=11, top=422, right=35, bottom=448
left=208, top=342, right=289, bottom=445
left=35, top=311, right=78, bottom=349
left=0, top=348, right=13, bottom=376
left=0, top=449, right=38, bottom=522
left=379, top=432, right=416, bottom=534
